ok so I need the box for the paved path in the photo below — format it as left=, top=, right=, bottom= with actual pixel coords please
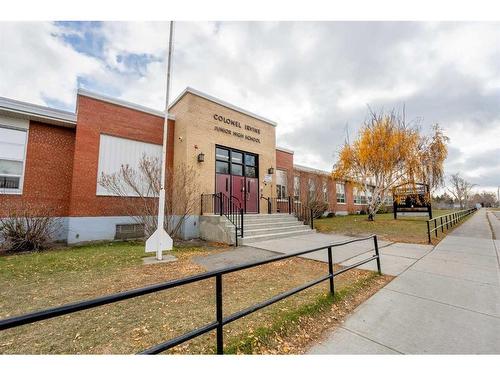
left=309, top=209, right=500, bottom=354
left=195, top=232, right=432, bottom=276
left=247, top=232, right=432, bottom=276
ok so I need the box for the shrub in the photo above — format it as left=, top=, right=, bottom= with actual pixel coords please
left=309, top=200, right=329, bottom=219
left=376, top=206, right=388, bottom=214
left=0, top=202, right=61, bottom=252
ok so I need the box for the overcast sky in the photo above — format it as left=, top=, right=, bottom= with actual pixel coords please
left=1, top=21, right=499, bottom=193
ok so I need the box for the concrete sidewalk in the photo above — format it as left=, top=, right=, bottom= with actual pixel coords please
left=195, top=232, right=433, bottom=275
left=248, top=232, right=432, bottom=276
left=309, top=209, right=500, bottom=354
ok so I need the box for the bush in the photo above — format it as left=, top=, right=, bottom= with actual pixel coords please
left=309, top=200, right=329, bottom=219
left=376, top=206, right=388, bottom=214
left=0, top=203, right=61, bottom=253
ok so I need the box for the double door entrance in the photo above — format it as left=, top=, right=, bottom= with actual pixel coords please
left=215, top=146, right=259, bottom=213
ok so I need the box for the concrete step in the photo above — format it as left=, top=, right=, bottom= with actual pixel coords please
left=230, top=220, right=303, bottom=229
left=242, top=215, right=299, bottom=223
left=242, top=224, right=309, bottom=236
left=240, top=228, right=316, bottom=245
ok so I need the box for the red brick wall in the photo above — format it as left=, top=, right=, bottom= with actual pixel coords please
left=292, top=169, right=370, bottom=214
left=0, top=121, right=75, bottom=217
left=276, top=149, right=294, bottom=194
left=68, top=95, right=174, bottom=217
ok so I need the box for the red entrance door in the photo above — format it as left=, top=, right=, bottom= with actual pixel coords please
left=231, top=176, right=245, bottom=211
left=215, top=174, right=230, bottom=213
left=245, top=178, right=258, bottom=213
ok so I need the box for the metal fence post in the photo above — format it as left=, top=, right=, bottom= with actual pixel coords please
left=374, top=235, right=381, bottom=275
left=434, top=218, right=438, bottom=237
left=327, top=246, right=334, bottom=296
left=219, top=192, right=223, bottom=216
left=440, top=217, right=444, bottom=233
left=240, top=208, right=244, bottom=238
left=310, top=208, right=314, bottom=229
left=216, top=275, right=223, bottom=355
left=426, top=220, right=431, bottom=244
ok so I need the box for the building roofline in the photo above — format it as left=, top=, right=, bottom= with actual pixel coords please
left=276, top=146, right=294, bottom=155
left=169, top=87, right=277, bottom=127
left=0, top=95, right=77, bottom=127
left=293, top=163, right=331, bottom=176
left=77, top=89, right=175, bottom=120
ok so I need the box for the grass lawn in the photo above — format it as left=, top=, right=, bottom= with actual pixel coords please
left=314, top=209, right=462, bottom=244
left=0, top=241, right=391, bottom=354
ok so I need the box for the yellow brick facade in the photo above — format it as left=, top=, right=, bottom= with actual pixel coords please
left=169, top=92, right=277, bottom=214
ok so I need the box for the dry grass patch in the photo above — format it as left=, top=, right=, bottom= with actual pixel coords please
left=1, top=241, right=391, bottom=354
left=314, top=209, right=466, bottom=244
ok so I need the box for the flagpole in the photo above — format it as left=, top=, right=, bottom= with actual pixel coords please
left=145, top=21, right=174, bottom=260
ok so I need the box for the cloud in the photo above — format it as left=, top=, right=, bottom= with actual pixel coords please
left=0, top=22, right=103, bottom=109
left=1, top=21, right=500, bottom=191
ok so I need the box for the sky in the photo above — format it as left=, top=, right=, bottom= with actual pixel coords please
left=1, top=21, right=499, bottom=194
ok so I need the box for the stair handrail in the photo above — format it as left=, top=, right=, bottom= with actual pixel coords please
left=260, top=196, right=272, bottom=214
left=291, top=198, right=314, bottom=230
left=201, top=193, right=244, bottom=246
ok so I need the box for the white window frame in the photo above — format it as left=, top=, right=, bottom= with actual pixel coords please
left=293, top=175, right=300, bottom=202
left=308, top=178, right=316, bottom=203
left=353, top=187, right=367, bottom=205
left=276, top=169, right=288, bottom=201
left=336, top=182, right=346, bottom=204
left=322, top=180, right=328, bottom=202
left=0, top=120, right=29, bottom=195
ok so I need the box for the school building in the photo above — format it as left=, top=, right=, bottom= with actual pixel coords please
left=0, top=87, right=371, bottom=245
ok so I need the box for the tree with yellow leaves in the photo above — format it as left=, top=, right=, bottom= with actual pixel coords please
left=333, top=109, right=448, bottom=220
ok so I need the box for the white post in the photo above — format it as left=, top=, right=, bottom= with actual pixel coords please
left=145, top=21, right=175, bottom=260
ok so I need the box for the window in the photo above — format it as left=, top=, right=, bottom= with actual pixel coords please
left=367, top=187, right=373, bottom=204
left=0, top=126, right=28, bottom=193
left=353, top=187, right=367, bottom=205
left=308, top=178, right=316, bottom=203
left=215, top=146, right=258, bottom=178
left=231, top=151, right=243, bottom=164
left=216, top=147, right=229, bottom=161
left=276, top=169, right=287, bottom=200
left=322, top=180, right=328, bottom=202
left=336, top=183, right=345, bottom=203
left=115, top=223, right=145, bottom=240
left=245, top=154, right=255, bottom=166
left=231, top=163, right=243, bottom=176
left=96, top=134, right=162, bottom=196
left=216, top=161, right=229, bottom=174
left=385, top=195, right=393, bottom=205
left=294, top=176, right=300, bottom=201
left=245, top=166, right=256, bottom=178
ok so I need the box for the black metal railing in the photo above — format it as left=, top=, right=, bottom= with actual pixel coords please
left=263, top=196, right=293, bottom=214
left=201, top=193, right=244, bottom=246
left=426, top=208, right=477, bottom=243
left=260, top=196, right=314, bottom=230
left=291, top=199, right=314, bottom=230
left=0, top=235, right=381, bottom=355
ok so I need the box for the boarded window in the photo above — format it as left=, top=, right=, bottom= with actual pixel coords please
left=115, top=223, right=145, bottom=240
left=96, top=134, right=162, bottom=196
